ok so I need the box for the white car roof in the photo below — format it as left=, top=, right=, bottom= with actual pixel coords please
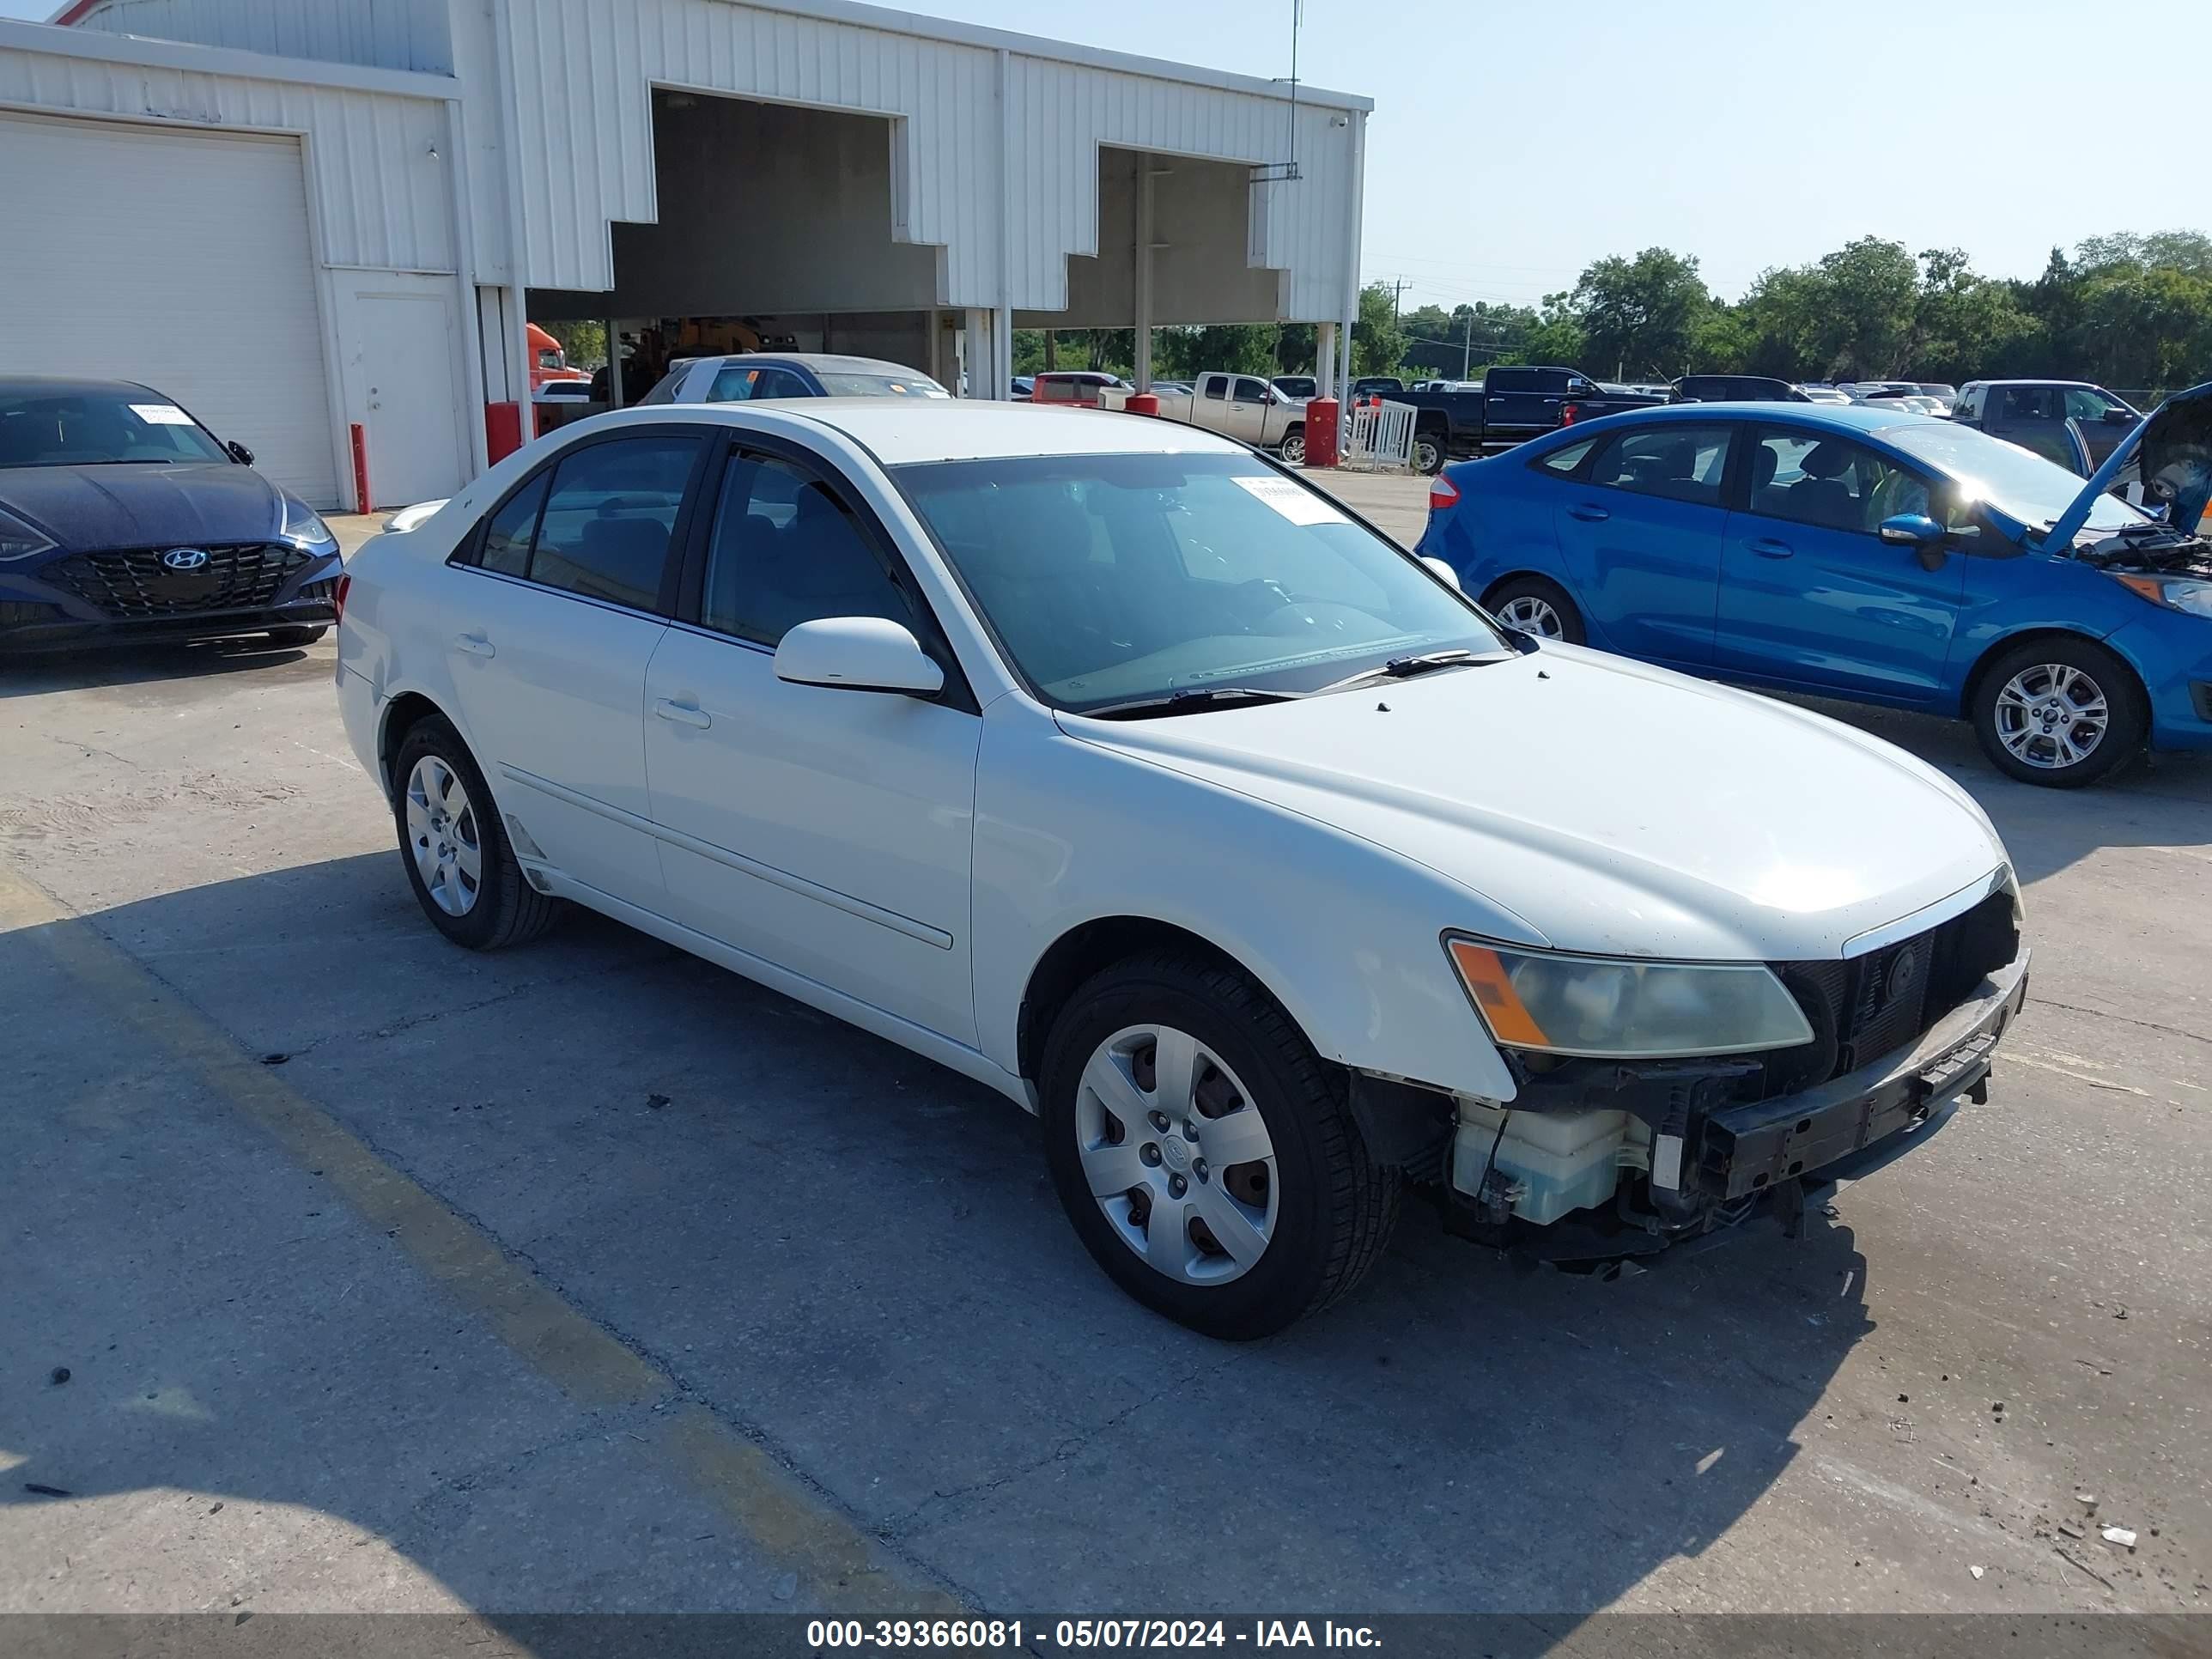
left=775, top=399, right=1252, bottom=465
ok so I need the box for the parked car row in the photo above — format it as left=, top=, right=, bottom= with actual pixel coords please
left=1419, top=392, right=2212, bottom=787
left=335, top=396, right=2037, bottom=1337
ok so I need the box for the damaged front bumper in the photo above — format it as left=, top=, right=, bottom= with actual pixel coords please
left=1697, top=945, right=2029, bottom=1200
left=1446, top=945, right=2031, bottom=1252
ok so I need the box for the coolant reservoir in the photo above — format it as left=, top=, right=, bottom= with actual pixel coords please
left=1452, top=1103, right=1630, bottom=1225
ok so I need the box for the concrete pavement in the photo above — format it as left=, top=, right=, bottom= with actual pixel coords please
left=2, top=473, right=2206, bottom=1622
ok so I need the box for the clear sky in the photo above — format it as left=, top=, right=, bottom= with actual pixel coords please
left=7, top=0, right=2204, bottom=308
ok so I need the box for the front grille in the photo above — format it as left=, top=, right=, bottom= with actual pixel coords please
left=43, top=544, right=312, bottom=618
left=1768, top=890, right=2020, bottom=1092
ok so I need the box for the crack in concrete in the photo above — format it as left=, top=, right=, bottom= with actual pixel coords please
left=2027, top=994, right=2211, bottom=1050
left=878, top=1350, right=1248, bottom=1537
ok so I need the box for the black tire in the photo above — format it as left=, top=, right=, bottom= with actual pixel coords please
left=1483, top=573, right=1586, bottom=645
left=1970, top=636, right=2146, bottom=788
left=1039, top=950, right=1401, bottom=1340
left=1413, top=428, right=1447, bottom=476
left=390, top=714, right=562, bottom=949
left=267, top=625, right=328, bottom=647
left=1277, top=423, right=1306, bottom=466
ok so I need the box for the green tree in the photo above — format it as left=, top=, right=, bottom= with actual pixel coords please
left=1351, top=281, right=1408, bottom=377
left=1567, top=247, right=1714, bottom=379
left=540, top=319, right=607, bottom=371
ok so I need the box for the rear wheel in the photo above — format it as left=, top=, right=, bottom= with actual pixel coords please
left=267, top=624, right=327, bottom=647
left=1278, top=424, right=1307, bottom=466
left=1413, top=429, right=1447, bottom=475
left=390, top=715, right=562, bottom=948
left=1483, top=574, right=1585, bottom=645
left=1039, top=951, right=1401, bottom=1340
left=1971, top=637, right=2145, bottom=787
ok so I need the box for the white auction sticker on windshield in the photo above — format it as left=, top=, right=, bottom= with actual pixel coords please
left=129, top=404, right=196, bottom=426
left=1231, top=473, right=1350, bottom=526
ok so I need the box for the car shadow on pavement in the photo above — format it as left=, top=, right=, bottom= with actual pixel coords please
left=0, top=638, right=319, bottom=700
left=1, top=846, right=1880, bottom=1620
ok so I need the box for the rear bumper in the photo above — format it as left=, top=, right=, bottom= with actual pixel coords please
left=1698, top=945, right=2030, bottom=1200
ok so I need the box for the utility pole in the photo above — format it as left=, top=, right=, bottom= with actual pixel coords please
left=1386, top=276, right=1410, bottom=323
left=1461, top=311, right=1474, bottom=380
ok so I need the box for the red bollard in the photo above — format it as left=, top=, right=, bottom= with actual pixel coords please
left=484, top=401, right=526, bottom=465
left=1304, top=397, right=1340, bottom=467
left=349, top=422, right=373, bottom=514
left=1123, top=392, right=1160, bottom=416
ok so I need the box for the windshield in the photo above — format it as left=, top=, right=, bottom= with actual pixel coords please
left=816, top=372, right=949, bottom=398
left=893, top=452, right=1505, bottom=714
left=0, top=388, right=229, bottom=468
left=1882, top=420, right=2145, bottom=535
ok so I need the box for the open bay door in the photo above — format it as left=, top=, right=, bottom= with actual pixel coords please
left=0, top=111, right=340, bottom=507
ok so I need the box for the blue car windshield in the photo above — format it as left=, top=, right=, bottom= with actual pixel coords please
left=1881, top=421, right=2143, bottom=535
left=0, top=389, right=229, bottom=468
left=894, top=451, right=1504, bottom=713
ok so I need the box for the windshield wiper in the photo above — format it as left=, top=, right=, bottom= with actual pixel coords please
left=1315, top=649, right=1486, bottom=695
left=1074, top=686, right=1307, bottom=720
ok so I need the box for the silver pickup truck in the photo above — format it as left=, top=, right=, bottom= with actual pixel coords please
left=1140, top=371, right=1310, bottom=463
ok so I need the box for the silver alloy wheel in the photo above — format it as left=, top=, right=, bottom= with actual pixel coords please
left=1279, top=433, right=1306, bottom=465
left=1073, top=1023, right=1279, bottom=1285
left=1496, top=593, right=1564, bottom=638
left=1993, top=662, right=2108, bottom=770
left=404, top=754, right=483, bottom=916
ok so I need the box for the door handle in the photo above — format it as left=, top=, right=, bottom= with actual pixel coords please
left=1567, top=503, right=1610, bottom=523
left=653, top=697, right=711, bottom=729
left=453, top=631, right=495, bottom=657
left=1749, top=538, right=1795, bottom=559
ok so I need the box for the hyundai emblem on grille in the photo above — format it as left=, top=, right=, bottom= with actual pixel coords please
left=161, top=548, right=212, bottom=571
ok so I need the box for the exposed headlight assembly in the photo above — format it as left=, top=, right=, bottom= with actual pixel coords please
left=281, top=495, right=339, bottom=554
left=2112, top=573, right=2212, bottom=617
left=0, top=504, right=58, bottom=562
left=1445, top=936, right=1814, bottom=1060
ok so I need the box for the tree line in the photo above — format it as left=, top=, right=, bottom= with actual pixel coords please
left=1397, top=231, right=2212, bottom=394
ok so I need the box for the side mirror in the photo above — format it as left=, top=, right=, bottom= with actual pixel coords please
left=1878, top=513, right=1944, bottom=548
left=226, top=440, right=255, bottom=465
left=1420, top=556, right=1462, bottom=592
left=773, top=617, right=944, bottom=697
left=2103, top=407, right=2135, bottom=424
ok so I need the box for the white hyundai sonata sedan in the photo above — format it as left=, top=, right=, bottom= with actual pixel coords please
left=335, top=400, right=2029, bottom=1338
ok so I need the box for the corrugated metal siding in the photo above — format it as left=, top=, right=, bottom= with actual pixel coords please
left=504, top=0, right=1359, bottom=318
left=0, top=36, right=456, bottom=273
left=64, top=0, right=453, bottom=75
left=1005, top=57, right=1353, bottom=319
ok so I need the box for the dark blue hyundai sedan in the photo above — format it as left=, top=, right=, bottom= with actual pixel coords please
left=0, top=377, right=343, bottom=653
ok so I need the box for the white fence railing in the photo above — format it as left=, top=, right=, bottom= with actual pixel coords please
left=1342, top=398, right=1417, bottom=471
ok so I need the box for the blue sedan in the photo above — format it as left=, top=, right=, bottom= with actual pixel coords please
left=1417, top=394, right=2212, bottom=787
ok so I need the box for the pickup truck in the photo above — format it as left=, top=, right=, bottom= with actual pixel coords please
left=1142, top=371, right=1311, bottom=463
left=1952, top=380, right=2141, bottom=472
left=1380, top=367, right=1667, bottom=474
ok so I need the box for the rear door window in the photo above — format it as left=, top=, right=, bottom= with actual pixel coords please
left=522, top=436, right=701, bottom=611
left=1201, top=376, right=1228, bottom=402
left=1588, top=424, right=1734, bottom=507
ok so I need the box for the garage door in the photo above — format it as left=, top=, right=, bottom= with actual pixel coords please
left=0, top=112, right=339, bottom=507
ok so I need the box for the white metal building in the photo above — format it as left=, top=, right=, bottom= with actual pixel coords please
left=2, top=0, right=1370, bottom=510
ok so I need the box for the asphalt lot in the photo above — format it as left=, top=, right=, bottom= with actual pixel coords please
left=3, top=478, right=2208, bottom=1625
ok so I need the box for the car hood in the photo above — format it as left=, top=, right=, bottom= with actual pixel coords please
left=1059, top=644, right=2008, bottom=963
left=2046, top=380, right=2212, bottom=547
left=0, top=463, right=282, bottom=550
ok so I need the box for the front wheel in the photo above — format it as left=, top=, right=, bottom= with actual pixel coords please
left=1277, top=424, right=1306, bottom=466
left=1039, top=951, right=1401, bottom=1340
left=1971, top=637, right=2145, bottom=787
